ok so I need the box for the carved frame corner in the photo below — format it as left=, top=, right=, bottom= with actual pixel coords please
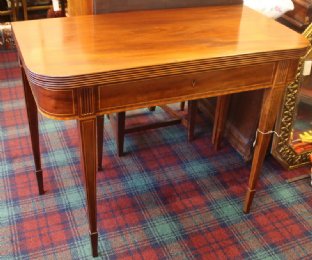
left=271, top=24, right=312, bottom=170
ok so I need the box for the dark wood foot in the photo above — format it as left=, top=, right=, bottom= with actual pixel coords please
left=187, top=100, right=197, bottom=142
left=212, top=95, right=230, bottom=150
left=97, top=116, right=104, bottom=171
left=244, top=127, right=271, bottom=213
left=117, top=112, right=126, bottom=156
left=36, top=170, right=44, bottom=195
left=21, top=65, right=44, bottom=195
left=78, top=118, right=98, bottom=257
left=243, top=188, right=255, bottom=213
left=90, top=231, right=99, bottom=257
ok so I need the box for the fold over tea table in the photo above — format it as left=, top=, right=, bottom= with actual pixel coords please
left=12, top=5, right=308, bottom=257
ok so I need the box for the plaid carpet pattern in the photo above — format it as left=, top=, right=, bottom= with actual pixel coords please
left=1, top=50, right=312, bottom=259
left=0, top=23, right=15, bottom=50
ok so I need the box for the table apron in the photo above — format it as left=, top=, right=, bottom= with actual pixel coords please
left=28, top=60, right=298, bottom=120
left=98, top=62, right=276, bottom=112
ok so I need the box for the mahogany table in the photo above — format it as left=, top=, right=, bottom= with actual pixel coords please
left=12, top=5, right=308, bottom=257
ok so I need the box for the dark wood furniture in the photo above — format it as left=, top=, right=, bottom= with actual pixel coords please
left=108, top=102, right=196, bottom=157
left=197, top=91, right=264, bottom=160
left=279, top=0, right=312, bottom=32
left=198, top=1, right=312, bottom=161
left=0, top=0, right=18, bottom=21
left=12, top=5, right=307, bottom=257
left=0, top=0, right=65, bottom=21
left=92, top=0, right=242, bottom=157
left=21, top=0, right=52, bottom=20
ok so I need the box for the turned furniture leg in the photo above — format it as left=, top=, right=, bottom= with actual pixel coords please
left=212, top=95, right=230, bottom=150
left=78, top=117, right=98, bottom=257
left=244, top=85, right=284, bottom=213
left=21, top=66, right=44, bottom=195
left=187, top=100, right=197, bottom=141
left=96, top=116, right=104, bottom=171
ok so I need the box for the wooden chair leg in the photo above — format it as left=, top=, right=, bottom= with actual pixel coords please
left=107, top=112, right=127, bottom=156
left=180, top=101, right=185, bottom=111
left=21, top=0, right=28, bottom=20
left=117, top=112, right=126, bottom=156
left=11, top=0, right=17, bottom=21
left=112, top=103, right=191, bottom=156
left=148, top=106, right=156, bottom=111
left=212, top=95, right=230, bottom=150
left=96, top=116, right=104, bottom=170
left=187, top=100, right=197, bottom=142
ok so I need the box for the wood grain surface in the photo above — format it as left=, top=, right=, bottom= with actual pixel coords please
left=12, top=6, right=307, bottom=88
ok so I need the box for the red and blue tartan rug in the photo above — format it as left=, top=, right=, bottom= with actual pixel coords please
left=1, top=50, right=311, bottom=259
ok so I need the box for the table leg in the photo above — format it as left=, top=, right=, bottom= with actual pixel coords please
left=21, top=67, right=44, bottom=195
left=117, top=112, right=126, bottom=156
left=187, top=100, right=197, bottom=141
left=212, top=95, right=230, bottom=150
left=180, top=101, right=185, bottom=111
left=96, top=116, right=104, bottom=171
left=243, top=86, right=283, bottom=213
left=78, top=117, right=98, bottom=257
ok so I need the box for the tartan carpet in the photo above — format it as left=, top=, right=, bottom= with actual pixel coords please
left=0, top=50, right=311, bottom=259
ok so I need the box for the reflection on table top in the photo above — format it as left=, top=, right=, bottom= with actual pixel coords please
left=12, top=5, right=307, bottom=80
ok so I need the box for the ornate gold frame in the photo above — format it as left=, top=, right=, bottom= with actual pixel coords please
left=271, top=24, right=312, bottom=169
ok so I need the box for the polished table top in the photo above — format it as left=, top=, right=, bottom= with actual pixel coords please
left=12, top=5, right=307, bottom=88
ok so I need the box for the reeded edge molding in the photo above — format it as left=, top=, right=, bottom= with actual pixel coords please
left=78, top=87, right=95, bottom=117
left=24, top=48, right=307, bottom=89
